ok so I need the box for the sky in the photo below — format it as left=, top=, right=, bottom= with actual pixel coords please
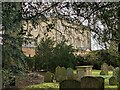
left=91, top=33, right=103, bottom=50
left=81, top=18, right=104, bottom=51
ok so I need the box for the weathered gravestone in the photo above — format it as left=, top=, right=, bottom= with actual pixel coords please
left=113, top=67, right=120, bottom=82
left=100, top=63, right=108, bottom=75
left=44, top=71, right=54, bottom=82
left=108, top=65, right=114, bottom=71
left=55, top=66, right=67, bottom=82
left=60, top=80, right=81, bottom=90
left=81, top=76, right=104, bottom=90
left=55, top=66, right=61, bottom=82
left=66, top=68, right=74, bottom=80
left=61, top=67, right=67, bottom=80
left=109, top=76, right=118, bottom=85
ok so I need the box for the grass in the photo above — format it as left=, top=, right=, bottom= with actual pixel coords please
left=25, top=83, right=59, bottom=89
left=23, top=70, right=118, bottom=90
left=92, top=70, right=113, bottom=75
left=92, top=70, right=113, bottom=85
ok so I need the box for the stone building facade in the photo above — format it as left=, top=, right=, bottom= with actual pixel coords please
left=22, top=18, right=91, bottom=57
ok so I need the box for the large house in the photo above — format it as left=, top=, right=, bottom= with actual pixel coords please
left=22, top=18, right=91, bottom=57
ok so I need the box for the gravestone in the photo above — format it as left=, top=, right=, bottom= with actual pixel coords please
left=100, top=63, right=108, bottom=75
left=81, top=76, right=104, bottom=90
left=113, top=67, right=120, bottom=82
left=60, top=80, right=81, bottom=90
left=61, top=67, right=67, bottom=80
left=55, top=66, right=67, bottom=82
left=109, top=76, right=118, bottom=85
left=66, top=68, right=74, bottom=80
left=55, top=66, right=61, bottom=82
left=108, top=65, right=114, bottom=71
left=44, top=71, right=53, bottom=82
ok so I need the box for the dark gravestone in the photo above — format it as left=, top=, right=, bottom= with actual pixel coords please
left=60, top=80, right=81, bottom=90
left=81, top=76, right=104, bottom=90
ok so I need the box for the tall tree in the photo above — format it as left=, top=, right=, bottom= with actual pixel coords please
left=2, top=2, right=26, bottom=73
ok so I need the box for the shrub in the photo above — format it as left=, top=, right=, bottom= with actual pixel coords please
left=25, top=56, right=35, bottom=71
left=75, top=55, right=92, bottom=67
left=2, top=69, right=14, bottom=88
left=35, top=37, right=76, bottom=72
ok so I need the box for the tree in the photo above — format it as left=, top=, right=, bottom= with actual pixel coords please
left=35, top=37, right=75, bottom=72
left=2, top=3, right=27, bottom=87
left=35, top=37, right=55, bottom=71
left=22, top=2, right=120, bottom=42
left=117, top=7, right=120, bottom=90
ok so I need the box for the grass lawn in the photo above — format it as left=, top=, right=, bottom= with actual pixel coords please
left=24, top=83, right=59, bottom=90
left=23, top=70, right=118, bottom=90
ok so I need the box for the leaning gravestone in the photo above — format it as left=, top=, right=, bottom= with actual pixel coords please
left=44, top=71, right=53, bottom=82
left=81, top=76, right=104, bottom=90
left=55, top=66, right=67, bottom=82
left=100, top=63, right=108, bottom=75
left=109, top=76, right=118, bottom=85
left=66, top=68, right=74, bottom=80
left=59, top=80, right=81, bottom=90
left=113, top=67, right=120, bottom=82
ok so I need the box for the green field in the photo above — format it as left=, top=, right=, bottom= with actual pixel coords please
left=23, top=70, right=118, bottom=90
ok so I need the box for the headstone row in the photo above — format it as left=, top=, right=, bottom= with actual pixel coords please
left=44, top=66, right=76, bottom=82
left=100, top=63, right=114, bottom=75
left=60, top=76, right=104, bottom=90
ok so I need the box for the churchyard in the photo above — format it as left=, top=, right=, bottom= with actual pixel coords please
left=2, top=2, right=120, bottom=90
left=8, top=63, right=118, bottom=90
left=23, top=71, right=118, bottom=90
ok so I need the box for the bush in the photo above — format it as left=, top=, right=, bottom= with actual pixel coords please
left=35, top=37, right=76, bottom=72
left=75, top=55, right=92, bottom=66
left=51, top=41, right=76, bottom=69
left=2, top=69, right=14, bottom=88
